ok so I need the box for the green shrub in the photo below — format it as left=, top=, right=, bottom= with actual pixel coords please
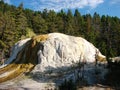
left=59, top=79, right=77, bottom=90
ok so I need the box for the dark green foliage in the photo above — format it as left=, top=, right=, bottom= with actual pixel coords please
left=32, top=12, right=48, bottom=34
left=105, top=61, right=120, bottom=89
left=15, top=3, right=28, bottom=39
left=0, top=1, right=120, bottom=60
left=0, top=40, right=6, bottom=48
left=59, top=79, right=77, bottom=90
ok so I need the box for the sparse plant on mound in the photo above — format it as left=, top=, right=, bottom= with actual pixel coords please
left=59, top=79, right=77, bottom=90
left=105, top=60, right=120, bottom=89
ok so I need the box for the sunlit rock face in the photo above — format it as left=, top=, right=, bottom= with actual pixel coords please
left=0, top=33, right=106, bottom=83
left=33, top=33, right=106, bottom=73
left=0, top=38, right=31, bottom=68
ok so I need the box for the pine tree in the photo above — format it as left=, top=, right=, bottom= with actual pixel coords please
left=0, top=11, right=16, bottom=57
left=15, top=3, right=28, bottom=40
left=46, top=10, right=58, bottom=33
left=65, top=9, right=75, bottom=35
left=32, top=12, right=48, bottom=34
left=74, top=9, right=83, bottom=35
left=57, top=10, right=67, bottom=33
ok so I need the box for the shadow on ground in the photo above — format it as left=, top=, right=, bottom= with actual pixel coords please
left=25, top=62, right=120, bottom=90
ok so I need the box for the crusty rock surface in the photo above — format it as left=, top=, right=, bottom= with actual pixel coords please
left=32, top=33, right=106, bottom=73
left=0, top=33, right=107, bottom=89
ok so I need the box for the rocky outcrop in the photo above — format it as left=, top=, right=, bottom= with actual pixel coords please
left=0, top=33, right=106, bottom=83
left=110, top=56, right=120, bottom=62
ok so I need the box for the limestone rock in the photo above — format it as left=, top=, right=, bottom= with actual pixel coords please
left=110, top=56, right=120, bottom=62
left=32, top=33, right=106, bottom=73
left=0, top=33, right=106, bottom=83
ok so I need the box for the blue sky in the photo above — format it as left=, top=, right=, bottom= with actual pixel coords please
left=4, top=0, right=120, bottom=18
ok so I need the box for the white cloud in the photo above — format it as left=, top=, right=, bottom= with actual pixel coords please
left=3, top=0, right=104, bottom=11
left=110, top=0, right=120, bottom=4
left=4, top=0, right=11, bottom=4
left=29, top=0, right=104, bottom=11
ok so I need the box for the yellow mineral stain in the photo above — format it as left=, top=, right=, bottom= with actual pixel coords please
left=0, top=64, right=18, bottom=75
left=32, top=34, right=48, bottom=47
left=97, top=56, right=106, bottom=62
left=0, top=64, right=34, bottom=83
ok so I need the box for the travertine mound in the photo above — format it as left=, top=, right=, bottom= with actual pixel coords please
left=0, top=33, right=106, bottom=83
